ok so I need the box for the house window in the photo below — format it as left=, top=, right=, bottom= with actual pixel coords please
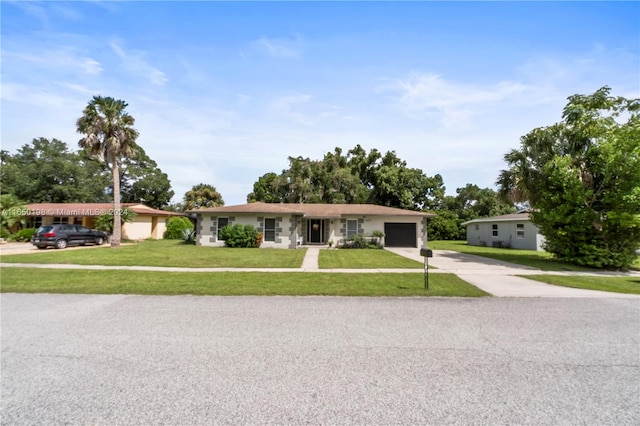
left=264, top=218, right=276, bottom=242
left=346, top=219, right=358, bottom=238
left=217, top=217, right=229, bottom=240
left=53, top=217, right=68, bottom=225
left=30, top=217, right=43, bottom=228
left=492, top=224, right=498, bottom=237
left=475, top=224, right=479, bottom=231
left=516, top=224, right=525, bottom=239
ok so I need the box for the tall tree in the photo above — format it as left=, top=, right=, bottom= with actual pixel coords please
left=0, top=138, right=109, bottom=203
left=426, top=184, right=513, bottom=241
left=77, top=96, right=139, bottom=248
left=247, top=172, right=287, bottom=203
left=247, top=145, right=442, bottom=210
left=120, top=146, right=174, bottom=209
left=453, top=184, right=514, bottom=222
left=183, top=183, right=224, bottom=210
left=497, top=87, right=640, bottom=269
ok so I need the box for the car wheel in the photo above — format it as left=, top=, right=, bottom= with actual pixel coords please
left=95, top=236, right=104, bottom=246
left=55, top=239, right=68, bottom=249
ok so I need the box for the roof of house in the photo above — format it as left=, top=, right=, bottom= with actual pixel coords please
left=24, top=203, right=181, bottom=217
left=461, top=211, right=531, bottom=226
left=188, top=202, right=435, bottom=219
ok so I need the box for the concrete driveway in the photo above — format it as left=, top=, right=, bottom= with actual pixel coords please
left=387, top=247, right=640, bottom=298
left=0, top=242, right=107, bottom=254
left=0, top=242, right=38, bottom=254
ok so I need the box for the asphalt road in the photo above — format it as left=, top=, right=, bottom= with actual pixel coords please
left=2, top=294, right=639, bottom=425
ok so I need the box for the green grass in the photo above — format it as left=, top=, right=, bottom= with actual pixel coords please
left=0, top=239, right=306, bottom=268
left=319, top=249, right=423, bottom=269
left=428, top=240, right=597, bottom=272
left=522, top=275, right=640, bottom=295
left=0, top=268, right=489, bottom=297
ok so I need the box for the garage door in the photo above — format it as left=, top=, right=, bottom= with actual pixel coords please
left=384, top=223, right=417, bottom=247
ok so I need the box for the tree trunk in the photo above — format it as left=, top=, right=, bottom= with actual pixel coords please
left=111, top=160, right=121, bottom=248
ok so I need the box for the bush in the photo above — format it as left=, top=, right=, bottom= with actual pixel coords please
left=7, top=228, right=37, bottom=242
left=182, top=228, right=196, bottom=244
left=164, top=216, right=194, bottom=239
left=94, top=208, right=137, bottom=234
left=0, top=228, right=10, bottom=240
left=219, top=224, right=260, bottom=248
left=340, top=231, right=385, bottom=249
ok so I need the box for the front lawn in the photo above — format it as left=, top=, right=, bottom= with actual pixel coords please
left=428, top=240, right=596, bottom=272
left=0, top=268, right=489, bottom=297
left=0, top=239, right=306, bottom=268
left=522, top=275, right=640, bottom=295
left=319, top=249, right=423, bottom=269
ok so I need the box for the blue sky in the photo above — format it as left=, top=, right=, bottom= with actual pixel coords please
left=2, top=1, right=638, bottom=206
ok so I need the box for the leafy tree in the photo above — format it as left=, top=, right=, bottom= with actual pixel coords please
left=120, top=146, right=174, bottom=209
left=0, top=138, right=109, bottom=203
left=77, top=96, right=140, bottom=248
left=247, top=145, right=443, bottom=210
left=451, top=184, right=514, bottom=222
left=247, top=172, right=286, bottom=203
left=426, top=209, right=464, bottom=241
left=497, top=87, right=640, bottom=269
left=426, top=185, right=513, bottom=240
left=183, top=183, right=224, bottom=210
left=369, top=151, right=445, bottom=210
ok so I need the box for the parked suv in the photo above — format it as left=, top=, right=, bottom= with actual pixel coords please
left=31, top=224, right=107, bottom=249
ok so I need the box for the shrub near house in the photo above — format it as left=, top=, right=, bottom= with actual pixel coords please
left=164, top=216, right=194, bottom=239
left=218, top=224, right=261, bottom=248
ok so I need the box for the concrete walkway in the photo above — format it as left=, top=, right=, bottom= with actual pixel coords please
left=386, top=247, right=640, bottom=298
left=300, top=246, right=320, bottom=271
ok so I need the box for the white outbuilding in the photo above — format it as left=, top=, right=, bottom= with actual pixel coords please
left=462, top=211, right=545, bottom=251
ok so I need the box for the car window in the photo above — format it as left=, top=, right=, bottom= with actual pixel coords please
left=76, top=226, right=91, bottom=233
left=36, top=226, right=53, bottom=233
left=61, top=225, right=76, bottom=232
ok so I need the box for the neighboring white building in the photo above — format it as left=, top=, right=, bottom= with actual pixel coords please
left=462, top=211, right=545, bottom=251
left=189, top=202, right=435, bottom=249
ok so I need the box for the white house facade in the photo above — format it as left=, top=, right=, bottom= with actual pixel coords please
left=462, top=211, right=545, bottom=251
left=189, top=202, right=434, bottom=249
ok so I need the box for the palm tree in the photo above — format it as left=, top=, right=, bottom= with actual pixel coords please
left=183, top=183, right=224, bottom=210
left=0, top=194, right=27, bottom=236
left=77, top=96, right=139, bottom=248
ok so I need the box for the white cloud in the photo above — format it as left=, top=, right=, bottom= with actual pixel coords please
left=378, top=73, right=531, bottom=125
left=110, top=40, right=168, bottom=86
left=2, top=82, right=72, bottom=109
left=255, top=34, right=302, bottom=58
left=4, top=47, right=103, bottom=75
left=269, top=93, right=315, bottom=126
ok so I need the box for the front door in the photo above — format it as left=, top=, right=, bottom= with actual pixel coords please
left=308, top=219, right=323, bottom=243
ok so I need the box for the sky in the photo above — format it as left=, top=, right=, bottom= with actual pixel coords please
left=2, top=1, right=638, bottom=206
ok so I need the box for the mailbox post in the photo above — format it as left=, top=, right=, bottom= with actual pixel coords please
left=420, top=248, right=433, bottom=289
